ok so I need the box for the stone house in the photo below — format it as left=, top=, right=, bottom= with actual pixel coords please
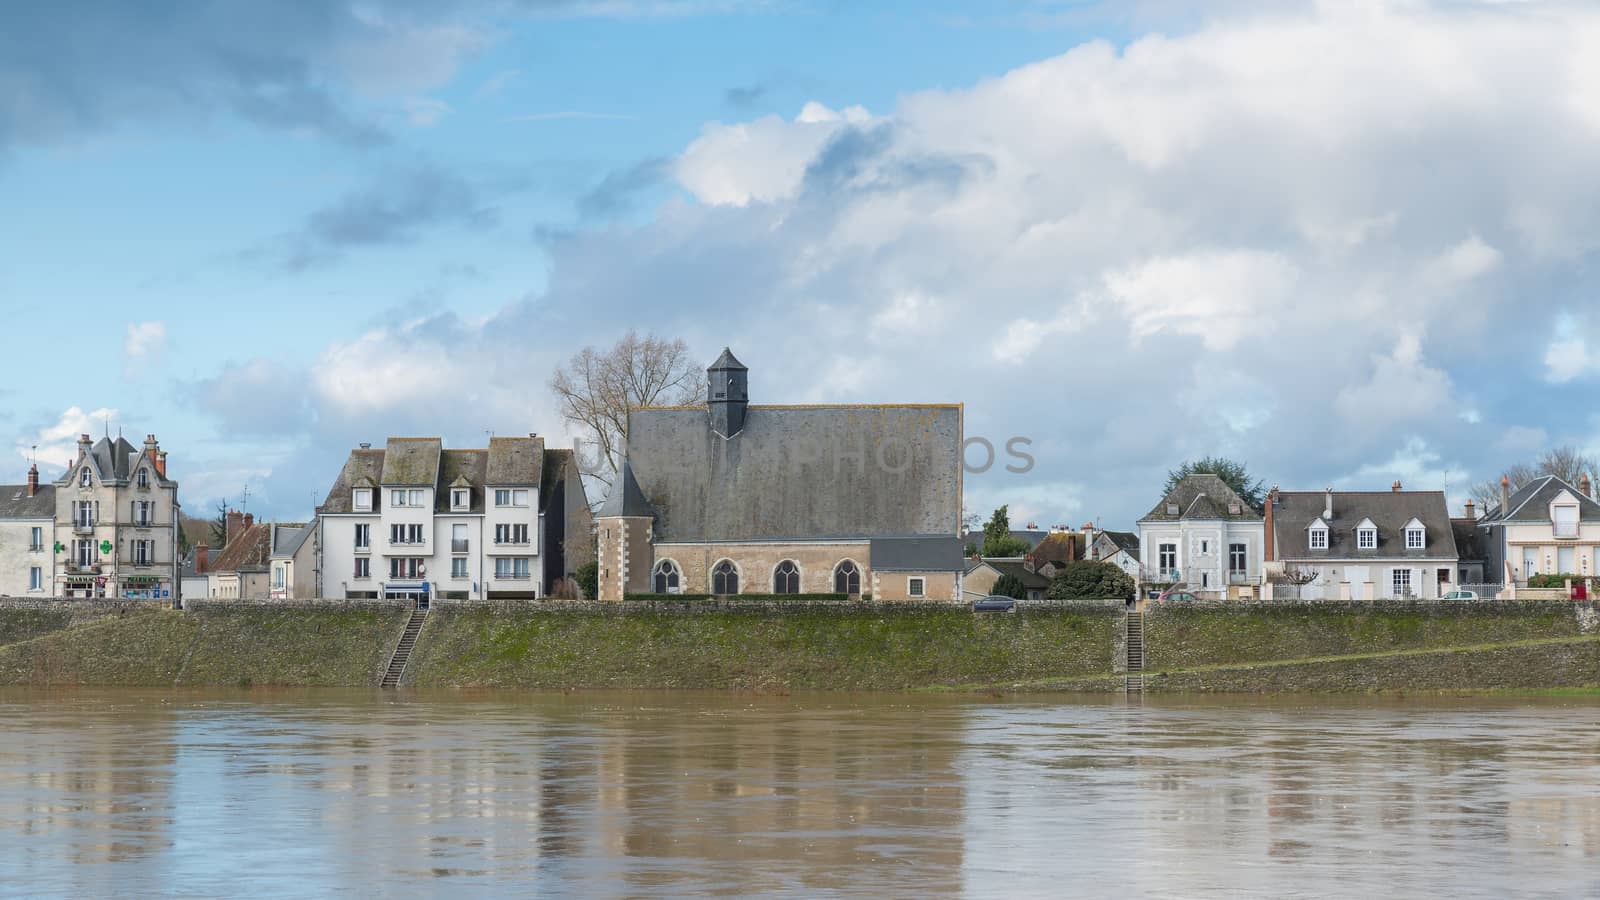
left=1477, top=474, right=1600, bottom=584
left=50, top=433, right=180, bottom=600
left=1137, top=474, right=1264, bottom=599
left=961, top=558, right=1050, bottom=601
left=596, top=349, right=965, bottom=601
left=317, top=435, right=587, bottom=602
left=0, top=465, right=54, bottom=596
left=1265, top=484, right=1459, bottom=599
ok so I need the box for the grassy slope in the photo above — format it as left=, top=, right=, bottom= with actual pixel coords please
left=403, top=607, right=1118, bottom=690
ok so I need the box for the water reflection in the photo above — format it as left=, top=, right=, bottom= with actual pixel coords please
left=0, top=689, right=1596, bottom=898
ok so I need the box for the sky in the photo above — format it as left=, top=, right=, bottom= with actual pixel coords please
left=3, top=0, right=1599, bottom=529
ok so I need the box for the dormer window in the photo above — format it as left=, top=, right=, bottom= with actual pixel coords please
left=1405, top=523, right=1425, bottom=550
left=1309, top=526, right=1328, bottom=550
left=353, top=488, right=372, bottom=511
left=1228, top=502, right=1241, bottom=515
left=1166, top=503, right=1179, bottom=515
left=1554, top=504, right=1579, bottom=539
left=1357, top=525, right=1377, bottom=550
left=451, top=488, right=469, bottom=511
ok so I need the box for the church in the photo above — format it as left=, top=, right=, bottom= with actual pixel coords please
left=596, top=349, right=965, bottom=601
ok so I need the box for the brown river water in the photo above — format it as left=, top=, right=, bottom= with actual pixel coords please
left=0, top=687, right=1597, bottom=898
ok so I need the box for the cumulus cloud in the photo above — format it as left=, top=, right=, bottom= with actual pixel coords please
left=16, top=407, right=118, bottom=471
left=191, top=0, right=1600, bottom=525
left=123, top=321, right=168, bottom=377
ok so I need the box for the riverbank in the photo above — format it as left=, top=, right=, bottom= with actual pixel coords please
left=0, top=599, right=1594, bottom=692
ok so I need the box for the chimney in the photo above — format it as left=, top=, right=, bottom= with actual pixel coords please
left=26, top=464, right=38, bottom=498
left=359, top=442, right=372, bottom=450
left=1392, top=480, right=1402, bottom=492
left=1500, top=475, right=1510, bottom=515
left=77, top=433, right=92, bottom=461
left=1081, top=522, right=1095, bottom=560
left=243, top=512, right=254, bottom=531
left=1582, top=473, right=1593, bottom=500
left=1323, top=487, right=1333, bottom=521
left=196, top=545, right=210, bottom=574
left=1264, top=486, right=1278, bottom=561
left=1464, top=499, right=1475, bottom=520
left=155, top=451, right=167, bottom=479
left=226, top=509, right=244, bottom=546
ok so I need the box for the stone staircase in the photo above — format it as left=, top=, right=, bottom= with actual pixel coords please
left=381, top=609, right=428, bottom=688
left=1124, top=611, right=1145, bottom=695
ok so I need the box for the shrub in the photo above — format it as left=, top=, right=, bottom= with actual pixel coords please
left=1527, top=573, right=1587, bottom=589
left=990, top=573, right=1027, bottom=599
left=1047, top=561, right=1136, bottom=601
left=575, top=561, right=599, bottom=600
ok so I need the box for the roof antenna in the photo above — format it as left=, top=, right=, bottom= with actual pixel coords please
left=29, top=444, right=36, bottom=467
left=241, top=483, right=251, bottom=514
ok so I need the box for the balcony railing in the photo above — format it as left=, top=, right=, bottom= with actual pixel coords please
left=451, top=539, right=469, bottom=553
left=66, top=563, right=102, bottom=575
left=1228, top=570, right=1252, bottom=585
left=494, top=572, right=532, bottom=580
left=72, top=521, right=96, bottom=534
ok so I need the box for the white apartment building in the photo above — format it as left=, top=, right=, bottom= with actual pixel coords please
left=317, top=436, right=570, bottom=603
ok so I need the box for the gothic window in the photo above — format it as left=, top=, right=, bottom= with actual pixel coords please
left=653, top=559, right=681, bottom=594
left=773, top=560, right=800, bottom=594
left=833, top=560, right=861, bottom=595
left=713, top=560, right=739, bottom=595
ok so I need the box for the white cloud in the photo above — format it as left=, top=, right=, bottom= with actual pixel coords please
left=674, top=103, right=874, bottom=206
left=1421, top=234, right=1502, bottom=286
left=18, top=406, right=118, bottom=471
left=123, top=321, right=167, bottom=377
left=1101, top=250, right=1300, bottom=351
left=1334, top=335, right=1455, bottom=434
left=1544, top=335, right=1591, bottom=384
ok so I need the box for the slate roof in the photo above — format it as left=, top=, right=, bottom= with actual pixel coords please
left=624, top=403, right=962, bottom=542
left=1140, top=474, right=1261, bottom=522
left=1451, top=518, right=1488, bottom=562
left=380, top=438, right=442, bottom=486
left=0, top=483, right=55, bottom=519
left=598, top=461, right=653, bottom=518
left=710, top=347, right=748, bottom=371
left=1093, top=529, right=1140, bottom=561
left=1271, top=491, right=1458, bottom=559
left=966, top=558, right=1052, bottom=589
left=434, top=450, right=487, bottom=513
left=319, top=448, right=386, bottom=513
left=270, top=523, right=314, bottom=559
left=1480, top=475, right=1600, bottom=523
left=212, top=522, right=274, bottom=572
left=487, top=436, right=542, bottom=485
left=869, top=535, right=965, bottom=572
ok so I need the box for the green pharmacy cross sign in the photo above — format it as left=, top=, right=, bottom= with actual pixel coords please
left=54, top=542, right=65, bottom=553
left=99, top=540, right=113, bottom=555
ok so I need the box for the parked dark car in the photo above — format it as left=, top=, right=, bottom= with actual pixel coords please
left=973, top=595, right=1016, bottom=612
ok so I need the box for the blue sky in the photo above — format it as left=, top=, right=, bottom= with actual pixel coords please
left=4, top=0, right=1599, bottom=527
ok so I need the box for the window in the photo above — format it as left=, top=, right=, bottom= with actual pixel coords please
left=495, top=558, right=531, bottom=578
left=1228, top=543, right=1246, bottom=573
left=834, top=560, right=862, bottom=595
left=390, top=524, right=424, bottom=544
left=495, top=489, right=511, bottom=506
left=30, top=527, right=42, bottom=552
left=273, top=566, right=285, bottom=588
left=1558, top=545, right=1575, bottom=574
left=389, top=489, right=424, bottom=507
left=389, top=557, right=423, bottom=579
left=1159, top=543, right=1177, bottom=574
left=451, top=488, right=469, bottom=511
left=354, top=524, right=370, bottom=550
left=137, top=469, right=149, bottom=489
left=495, top=523, right=529, bottom=545
left=29, top=567, right=42, bottom=592
left=1200, top=540, right=1209, bottom=555
left=410, top=489, right=423, bottom=507
left=1554, top=504, right=1579, bottom=539
left=353, top=488, right=372, bottom=511
left=74, top=539, right=96, bottom=566
left=494, top=489, right=531, bottom=507
left=451, top=524, right=468, bottom=554
left=354, top=557, right=370, bottom=579
left=653, top=560, right=681, bottom=594
left=80, top=467, right=91, bottom=487
left=1357, top=528, right=1377, bottom=550
left=713, top=560, right=739, bottom=595
left=133, top=500, right=153, bottom=526
left=451, top=558, right=468, bottom=579
left=391, top=489, right=406, bottom=507
left=73, top=501, right=96, bottom=529
left=1406, top=527, right=1425, bottom=550
left=1309, top=528, right=1328, bottom=550
left=1392, top=569, right=1412, bottom=597
left=773, top=560, right=800, bottom=594
left=134, top=540, right=152, bottom=566
left=908, top=577, right=925, bottom=597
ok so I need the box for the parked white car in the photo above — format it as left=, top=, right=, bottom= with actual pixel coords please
left=1441, top=590, right=1479, bottom=600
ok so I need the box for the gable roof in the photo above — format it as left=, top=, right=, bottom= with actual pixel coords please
left=1481, top=475, right=1600, bottom=523
left=1140, top=474, right=1262, bottom=523
left=1093, top=529, right=1140, bottom=560
left=270, top=523, right=314, bottom=559
left=487, top=436, right=542, bottom=485
left=1027, top=532, right=1078, bottom=565
left=540, top=448, right=582, bottom=511
left=966, top=558, right=1052, bottom=589
left=869, top=535, right=965, bottom=572
left=624, top=403, right=962, bottom=542
left=598, top=461, right=653, bottom=518
left=0, top=483, right=55, bottom=519
left=1451, top=517, right=1488, bottom=562
left=212, top=522, right=274, bottom=572
left=380, top=438, right=442, bottom=486
left=435, top=449, right=487, bottom=513
left=319, top=448, right=386, bottom=513
left=1271, top=490, right=1458, bottom=560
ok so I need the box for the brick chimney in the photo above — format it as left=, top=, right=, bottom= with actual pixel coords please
left=1264, top=486, right=1278, bottom=561
left=1464, top=498, right=1475, bottom=520
left=77, top=433, right=92, bottom=462
left=1324, top=487, right=1334, bottom=521
left=196, top=545, right=210, bottom=574
left=155, top=451, right=167, bottom=478
left=225, top=509, right=244, bottom=546
left=1500, top=475, right=1510, bottom=515
left=1582, top=473, right=1592, bottom=500
left=26, top=463, right=37, bottom=497
left=1392, top=480, right=1402, bottom=492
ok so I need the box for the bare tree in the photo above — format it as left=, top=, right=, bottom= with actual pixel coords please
left=1470, top=444, right=1600, bottom=510
left=550, top=332, right=705, bottom=488
left=1277, top=564, right=1319, bottom=586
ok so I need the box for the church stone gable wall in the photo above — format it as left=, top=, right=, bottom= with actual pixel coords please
left=598, top=517, right=653, bottom=601
left=658, top=542, right=871, bottom=595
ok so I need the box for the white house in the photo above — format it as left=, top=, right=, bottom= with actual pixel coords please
left=317, top=435, right=587, bottom=603
left=1137, top=474, right=1265, bottom=599
left=1265, top=484, right=1459, bottom=599
left=1477, top=474, right=1600, bottom=585
left=0, top=465, right=54, bottom=597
